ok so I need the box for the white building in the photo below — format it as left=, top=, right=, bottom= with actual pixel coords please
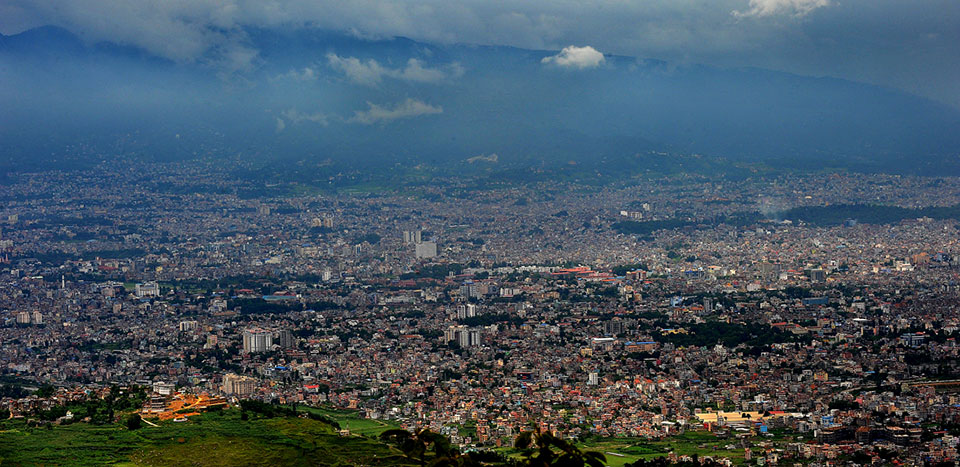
left=457, top=304, right=477, bottom=319
left=415, top=241, right=437, bottom=259
left=445, top=325, right=481, bottom=347
left=136, top=281, right=160, bottom=298
left=152, top=381, right=175, bottom=396
left=243, top=328, right=273, bottom=353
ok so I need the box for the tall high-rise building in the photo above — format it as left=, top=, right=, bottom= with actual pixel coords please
left=243, top=328, right=273, bottom=353
left=603, top=320, right=624, bottom=336
left=276, top=329, right=296, bottom=349
left=445, top=325, right=481, bottom=347
left=457, top=304, right=477, bottom=319
left=16, top=311, right=31, bottom=325
left=403, top=230, right=422, bottom=244
left=222, top=373, right=258, bottom=396
left=810, top=269, right=826, bottom=282
left=460, top=328, right=481, bottom=348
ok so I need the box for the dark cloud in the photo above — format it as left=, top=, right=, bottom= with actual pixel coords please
left=1, top=0, right=957, bottom=106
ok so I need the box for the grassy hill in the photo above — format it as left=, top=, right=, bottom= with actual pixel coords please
left=0, top=408, right=412, bottom=466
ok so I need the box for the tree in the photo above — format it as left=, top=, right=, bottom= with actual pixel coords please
left=126, top=414, right=142, bottom=430
left=381, top=428, right=432, bottom=466
left=381, top=428, right=466, bottom=467
left=514, top=428, right=606, bottom=467
left=380, top=428, right=497, bottom=467
left=34, top=384, right=56, bottom=398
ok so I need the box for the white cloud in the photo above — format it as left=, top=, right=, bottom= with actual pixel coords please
left=349, top=98, right=442, bottom=124
left=275, top=117, right=286, bottom=133
left=281, top=108, right=330, bottom=126
left=327, top=53, right=462, bottom=86
left=733, top=0, right=830, bottom=17
left=397, top=58, right=456, bottom=82
left=326, top=54, right=388, bottom=86
left=541, top=45, right=605, bottom=69
left=277, top=67, right=318, bottom=81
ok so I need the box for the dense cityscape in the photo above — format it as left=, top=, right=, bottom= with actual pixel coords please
left=3, top=1, right=960, bottom=464
left=2, top=160, right=960, bottom=464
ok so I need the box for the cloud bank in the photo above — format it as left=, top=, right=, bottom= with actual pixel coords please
left=1, top=0, right=958, bottom=107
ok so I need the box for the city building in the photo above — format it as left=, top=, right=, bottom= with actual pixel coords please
left=136, top=282, right=160, bottom=298
left=243, top=328, right=273, bottom=353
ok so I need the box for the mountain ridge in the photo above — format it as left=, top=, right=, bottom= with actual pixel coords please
left=1, top=25, right=959, bottom=177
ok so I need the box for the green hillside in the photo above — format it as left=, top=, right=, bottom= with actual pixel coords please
left=0, top=408, right=411, bottom=466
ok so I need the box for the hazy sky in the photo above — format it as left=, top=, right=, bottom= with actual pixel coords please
left=2, top=0, right=958, bottom=107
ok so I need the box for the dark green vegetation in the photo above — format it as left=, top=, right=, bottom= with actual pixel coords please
left=613, top=203, right=960, bottom=238
left=0, top=407, right=410, bottom=466
left=379, top=428, right=513, bottom=466
left=652, top=323, right=810, bottom=351
left=26, top=385, right=147, bottom=425
left=775, top=203, right=960, bottom=226
left=399, top=263, right=466, bottom=280
left=513, top=428, right=606, bottom=467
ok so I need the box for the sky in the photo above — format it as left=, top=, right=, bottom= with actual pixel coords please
left=1, top=0, right=958, bottom=108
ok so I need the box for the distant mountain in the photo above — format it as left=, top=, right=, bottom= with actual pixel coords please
left=1, top=26, right=959, bottom=176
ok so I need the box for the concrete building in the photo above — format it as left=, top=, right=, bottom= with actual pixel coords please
left=445, top=325, right=481, bottom=348
left=415, top=241, right=437, bottom=259
left=136, top=281, right=160, bottom=298
left=222, top=373, right=258, bottom=396
left=457, top=304, right=477, bottom=319
left=403, top=230, right=422, bottom=244
left=152, top=381, right=175, bottom=396
left=16, top=311, right=31, bottom=325
left=276, top=329, right=296, bottom=349
left=243, top=328, right=273, bottom=353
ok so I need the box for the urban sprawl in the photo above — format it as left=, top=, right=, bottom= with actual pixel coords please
left=3, top=161, right=960, bottom=464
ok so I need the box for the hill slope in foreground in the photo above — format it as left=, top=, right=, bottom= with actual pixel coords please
left=0, top=408, right=408, bottom=466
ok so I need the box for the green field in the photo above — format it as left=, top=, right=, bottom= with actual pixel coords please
left=495, top=430, right=798, bottom=466
left=0, top=409, right=412, bottom=466
left=576, top=432, right=745, bottom=466
left=298, top=405, right=401, bottom=437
